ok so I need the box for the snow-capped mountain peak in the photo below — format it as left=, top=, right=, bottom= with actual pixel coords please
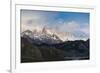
left=21, top=26, right=64, bottom=44
left=21, top=25, right=88, bottom=44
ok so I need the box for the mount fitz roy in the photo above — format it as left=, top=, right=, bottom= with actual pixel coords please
left=21, top=26, right=62, bottom=44
left=21, top=26, right=81, bottom=44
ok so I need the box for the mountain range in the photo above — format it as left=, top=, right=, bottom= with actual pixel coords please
left=21, top=27, right=89, bottom=63
left=21, top=26, right=88, bottom=44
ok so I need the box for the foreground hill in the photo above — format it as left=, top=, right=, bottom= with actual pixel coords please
left=21, top=36, right=89, bottom=63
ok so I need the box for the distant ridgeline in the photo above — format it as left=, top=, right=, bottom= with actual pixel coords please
left=21, top=26, right=89, bottom=43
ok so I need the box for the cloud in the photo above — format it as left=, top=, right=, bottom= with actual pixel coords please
left=79, top=23, right=89, bottom=35
left=53, top=20, right=89, bottom=40
left=59, top=21, right=80, bottom=32
left=21, top=10, right=47, bottom=32
left=21, top=10, right=60, bottom=32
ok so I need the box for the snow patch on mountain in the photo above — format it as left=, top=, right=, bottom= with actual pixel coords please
left=21, top=26, right=88, bottom=43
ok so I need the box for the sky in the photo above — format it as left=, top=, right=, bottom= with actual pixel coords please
left=21, top=9, right=90, bottom=40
